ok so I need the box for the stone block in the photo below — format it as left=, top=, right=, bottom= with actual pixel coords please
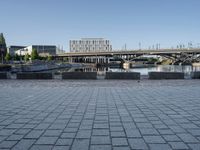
left=17, top=72, right=53, bottom=79
left=191, top=72, right=200, bottom=79
left=62, top=72, right=97, bottom=79
left=148, top=72, right=184, bottom=79
left=0, top=72, right=7, bottom=79
left=105, top=72, right=140, bottom=80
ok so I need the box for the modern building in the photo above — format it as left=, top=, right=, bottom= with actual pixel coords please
left=70, top=38, right=112, bottom=52
left=7, top=45, right=26, bottom=56
left=15, top=45, right=56, bottom=56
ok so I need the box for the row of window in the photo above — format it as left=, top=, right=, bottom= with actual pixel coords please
left=70, top=40, right=110, bottom=45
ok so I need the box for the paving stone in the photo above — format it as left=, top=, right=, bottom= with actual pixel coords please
left=36, top=136, right=58, bottom=145
left=188, top=129, right=200, bottom=136
left=12, top=139, right=35, bottom=150
left=188, top=144, right=200, bottom=150
left=128, top=138, right=148, bottom=149
left=140, top=128, right=159, bottom=135
left=35, top=123, right=50, bottom=130
left=52, top=146, right=70, bottom=150
left=169, top=142, right=189, bottom=149
left=163, top=134, right=181, bottom=142
left=0, top=140, right=18, bottom=149
left=7, top=134, right=24, bottom=141
left=14, top=129, right=31, bottom=135
left=25, top=130, right=44, bottom=139
left=91, top=136, right=111, bottom=145
left=90, top=145, right=112, bottom=150
left=30, top=145, right=53, bottom=150
left=113, top=147, right=131, bottom=150
left=149, top=144, right=172, bottom=150
left=125, top=129, right=141, bottom=138
left=76, top=130, right=91, bottom=138
left=92, top=129, right=109, bottom=136
left=144, top=135, right=166, bottom=143
left=60, top=132, right=76, bottom=138
left=111, top=131, right=126, bottom=137
left=0, top=136, right=7, bottom=142
left=56, top=138, right=73, bottom=145
left=71, top=139, right=89, bottom=150
left=0, top=129, right=16, bottom=136
left=177, top=133, right=199, bottom=143
left=112, top=138, right=128, bottom=146
left=93, top=123, right=109, bottom=129
left=43, top=130, right=62, bottom=137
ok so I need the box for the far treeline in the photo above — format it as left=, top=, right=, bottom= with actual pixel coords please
left=0, top=33, right=53, bottom=63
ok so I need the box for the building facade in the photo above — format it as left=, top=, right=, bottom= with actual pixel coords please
left=70, top=38, right=112, bottom=52
left=15, top=45, right=56, bottom=56
left=7, top=46, right=26, bottom=56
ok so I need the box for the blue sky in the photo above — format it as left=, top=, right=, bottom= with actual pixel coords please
left=1, top=0, right=200, bottom=51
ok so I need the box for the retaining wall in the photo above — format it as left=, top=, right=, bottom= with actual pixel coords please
left=191, top=72, right=200, bottom=79
left=148, top=72, right=184, bottom=79
left=105, top=72, right=140, bottom=80
left=0, top=72, right=7, bottom=79
left=62, top=72, right=97, bottom=79
left=17, top=72, right=53, bottom=79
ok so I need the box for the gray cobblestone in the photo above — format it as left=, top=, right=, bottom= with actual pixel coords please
left=12, top=139, right=35, bottom=150
left=0, top=80, right=200, bottom=150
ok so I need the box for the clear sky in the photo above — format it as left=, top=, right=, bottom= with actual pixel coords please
left=1, top=0, right=200, bottom=51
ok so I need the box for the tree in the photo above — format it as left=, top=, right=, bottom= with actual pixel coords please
left=31, top=48, right=39, bottom=60
left=24, top=53, right=29, bottom=62
left=47, top=55, right=52, bottom=61
left=5, top=53, right=11, bottom=62
left=0, top=33, right=7, bottom=63
left=14, top=54, right=20, bottom=61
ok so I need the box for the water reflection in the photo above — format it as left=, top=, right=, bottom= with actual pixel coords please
left=57, top=65, right=200, bottom=76
left=110, top=65, right=200, bottom=75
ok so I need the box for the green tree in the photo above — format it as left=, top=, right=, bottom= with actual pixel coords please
left=47, top=55, right=52, bottom=61
left=0, top=33, right=7, bottom=63
left=24, top=53, right=29, bottom=62
left=31, top=48, right=39, bottom=60
left=0, top=33, right=6, bottom=47
left=5, top=53, right=11, bottom=62
left=14, top=54, right=20, bottom=61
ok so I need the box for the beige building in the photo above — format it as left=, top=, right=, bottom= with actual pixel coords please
left=70, top=38, right=112, bottom=52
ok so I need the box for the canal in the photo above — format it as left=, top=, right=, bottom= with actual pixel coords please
left=56, top=65, right=200, bottom=77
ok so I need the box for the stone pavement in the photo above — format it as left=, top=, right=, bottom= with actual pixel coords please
left=0, top=80, right=200, bottom=150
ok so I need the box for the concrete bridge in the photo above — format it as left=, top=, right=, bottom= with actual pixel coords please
left=55, top=48, right=200, bottom=64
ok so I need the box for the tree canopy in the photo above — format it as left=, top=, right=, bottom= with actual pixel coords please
left=24, top=53, right=30, bottom=62
left=0, top=33, right=6, bottom=47
left=31, top=48, right=39, bottom=60
left=5, top=53, right=11, bottom=61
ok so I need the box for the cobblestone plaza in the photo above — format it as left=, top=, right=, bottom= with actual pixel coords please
left=0, top=80, right=200, bottom=150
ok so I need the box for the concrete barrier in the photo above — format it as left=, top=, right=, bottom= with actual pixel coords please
left=105, top=72, right=140, bottom=80
left=191, top=72, right=200, bottom=79
left=17, top=72, right=53, bottom=79
left=0, top=72, right=7, bottom=79
left=148, top=72, right=184, bottom=79
left=62, top=72, right=97, bottom=79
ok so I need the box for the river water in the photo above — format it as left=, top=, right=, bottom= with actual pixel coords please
left=64, top=65, right=200, bottom=77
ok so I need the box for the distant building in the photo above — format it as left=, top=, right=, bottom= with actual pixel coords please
left=15, top=45, right=56, bottom=56
left=70, top=38, right=112, bottom=52
left=7, top=45, right=26, bottom=56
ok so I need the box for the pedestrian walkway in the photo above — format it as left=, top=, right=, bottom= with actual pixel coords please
left=0, top=80, right=200, bottom=150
